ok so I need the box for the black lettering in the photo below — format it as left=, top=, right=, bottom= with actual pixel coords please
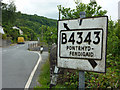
left=68, top=32, right=75, bottom=45
left=66, top=46, right=69, bottom=50
left=76, top=32, right=83, bottom=44
left=83, top=52, right=85, bottom=56
left=81, top=46, right=85, bottom=51
left=93, top=31, right=100, bottom=44
left=78, top=46, right=80, bottom=50
left=84, top=32, right=92, bottom=45
left=72, top=46, right=75, bottom=50
left=88, top=46, right=91, bottom=51
left=69, top=46, right=71, bottom=50
left=91, top=52, right=94, bottom=57
left=75, top=52, right=77, bottom=56
left=76, top=46, right=78, bottom=50
left=69, top=51, right=72, bottom=56
left=72, top=52, right=74, bottom=56
left=78, top=52, right=80, bottom=56
left=86, top=52, right=89, bottom=56
left=62, top=33, right=67, bottom=44
left=85, top=46, right=88, bottom=51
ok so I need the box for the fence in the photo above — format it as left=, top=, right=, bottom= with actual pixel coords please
left=28, top=43, right=40, bottom=51
left=28, top=43, right=49, bottom=51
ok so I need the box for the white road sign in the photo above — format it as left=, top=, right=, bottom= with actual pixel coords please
left=60, top=29, right=103, bottom=60
left=57, top=16, right=108, bottom=73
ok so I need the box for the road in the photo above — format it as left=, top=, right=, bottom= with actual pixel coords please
left=2, top=41, right=48, bottom=88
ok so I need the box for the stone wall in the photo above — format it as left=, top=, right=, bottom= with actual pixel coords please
left=2, top=39, right=12, bottom=47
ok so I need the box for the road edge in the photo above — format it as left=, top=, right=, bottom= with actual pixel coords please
left=24, top=51, right=42, bottom=89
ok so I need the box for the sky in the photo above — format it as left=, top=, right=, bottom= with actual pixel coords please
left=2, top=0, right=120, bottom=21
left=118, top=1, right=120, bottom=19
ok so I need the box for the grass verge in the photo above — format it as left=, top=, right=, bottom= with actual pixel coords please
left=34, top=59, right=50, bottom=89
left=34, top=58, right=66, bottom=89
left=35, top=55, right=120, bottom=89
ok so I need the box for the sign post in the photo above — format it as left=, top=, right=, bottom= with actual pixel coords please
left=78, top=11, right=86, bottom=89
left=57, top=16, right=108, bottom=87
left=79, top=71, right=85, bottom=88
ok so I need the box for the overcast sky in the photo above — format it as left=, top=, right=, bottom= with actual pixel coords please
left=2, top=0, right=120, bottom=21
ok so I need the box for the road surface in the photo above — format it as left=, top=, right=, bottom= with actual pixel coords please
left=2, top=41, right=48, bottom=88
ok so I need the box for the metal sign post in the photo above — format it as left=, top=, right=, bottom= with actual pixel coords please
left=79, top=12, right=86, bottom=89
left=79, top=71, right=85, bottom=88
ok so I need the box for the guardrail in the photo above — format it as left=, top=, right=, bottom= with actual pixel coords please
left=28, top=43, right=40, bottom=51
left=28, top=43, right=49, bottom=52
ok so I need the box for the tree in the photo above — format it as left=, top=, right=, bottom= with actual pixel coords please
left=2, top=1, right=16, bottom=25
left=58, top=1, right=107, bottom=19
left=20, top=26, right=37, bottom=41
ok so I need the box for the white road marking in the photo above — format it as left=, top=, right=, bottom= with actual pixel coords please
left=24, top=52, right=42, bottom=89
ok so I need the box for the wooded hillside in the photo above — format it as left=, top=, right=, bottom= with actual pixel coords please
left=2, top=1, right=57, bottom=43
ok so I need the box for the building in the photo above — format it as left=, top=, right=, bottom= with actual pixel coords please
left=0, top=25, right=5, bottom=47
left=12, top=26, right=23, bottom=35
left=0, top=25, right=5, bottom=34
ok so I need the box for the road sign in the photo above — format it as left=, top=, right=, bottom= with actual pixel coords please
left=57, top=16, right=108, bottom=73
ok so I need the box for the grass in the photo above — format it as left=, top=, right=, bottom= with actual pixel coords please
left=34, top=58, right=66, bottom=89
left=34, top=55, right=120, bottom=89
left=34, top=59, right=50, bottom=89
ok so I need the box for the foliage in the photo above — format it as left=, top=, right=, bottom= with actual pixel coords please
left=53, top=1, right=119, bottom=89
left=58, top=1, right=107, bottom=19
left=2, top=34, right=7, bottom=40
left=34, top=1, right=120, bottom=89
left=3, top=24, right=20, bottom=42
left=15, top=13, right=57, bottom=35
left=15, top=12, right=57, bottom=44
left=107, top=19, right=120, bottom=57
left=34, top=59, right=50, bottom=89
left=19, top=26, right=37, bottom=41
left=43, top=26, right=57, bottom=44
left=2, top=1, right=16, bottom=25
left=2, top=2, right=57, bottom=44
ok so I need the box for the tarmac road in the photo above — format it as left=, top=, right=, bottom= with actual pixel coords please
left=2, top=41, right=47, bottom=88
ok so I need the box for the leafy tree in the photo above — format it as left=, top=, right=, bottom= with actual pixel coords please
left=117, top=20, right=120, bottom=39
left=3, top=24, right=20, bottom=42
left=2, top=1, right=16, bottom=25
left=58, top=1, right=107, bottom=19
left=107, top=19, right=120, bottom=57
left=20, top=26, right=37, bottom=41
left=48, top=27, right=57, bottom=44
left=55, top=1, right=120, bottom=88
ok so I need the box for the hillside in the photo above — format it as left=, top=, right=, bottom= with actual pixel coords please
left=1, top=2, right=57, bottom=42
left=15, top=12, right=57, bottom=34
left=2, top=10, right=57, bottom=42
